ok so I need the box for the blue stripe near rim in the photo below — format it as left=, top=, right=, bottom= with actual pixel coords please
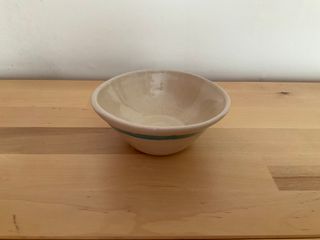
left=112, top=127, right=199, bottom=140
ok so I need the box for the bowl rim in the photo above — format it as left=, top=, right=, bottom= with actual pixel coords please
left=91, top=69, right=231, bottom=133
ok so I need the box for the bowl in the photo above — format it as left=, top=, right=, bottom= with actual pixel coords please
left=91, top=70, right=231, bottom=155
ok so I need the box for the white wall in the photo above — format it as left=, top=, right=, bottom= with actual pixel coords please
left=1, top=0, right=320, bottom=81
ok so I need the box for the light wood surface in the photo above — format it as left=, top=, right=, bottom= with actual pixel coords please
left=0, top=80, right=320, bottom=239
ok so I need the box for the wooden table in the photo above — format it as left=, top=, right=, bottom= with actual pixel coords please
left=0, top=80, right=320, bottom=239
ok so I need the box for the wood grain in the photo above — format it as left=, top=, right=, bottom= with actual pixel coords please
left=0, top=127, right=135, bottom=154
left=0, top=80, right=320, bottom=239
left=0, top=128, right=318, bottom=155
left=0, top=81, right=319, bottom=128
left=270, top=166, right=320, bottom=191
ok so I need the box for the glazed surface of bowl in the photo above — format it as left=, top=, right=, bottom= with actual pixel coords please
left=91, top=70, right=230, bottom=155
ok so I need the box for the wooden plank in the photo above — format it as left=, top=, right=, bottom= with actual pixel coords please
left=0, top=107, right=106, bottom=128
left=0, top=81, right=319, bottom=128
left=1, top=128, right=320, bottom=238
left=0, top=127, right=135, bottom=154
left=0, top=128, right=319, bottom=155
left=0, top=152, right=319, bottom=238
left=214, top=82, right=320, bottom=129
left=269, top=166, right=320, bottom=191
left=272, top=177, right=320, bottom=191
left=0, top=80, right=98, bottom=108
left=215, top=106, right=320, bottom=129
left=1, top=80, right=320, bottom=239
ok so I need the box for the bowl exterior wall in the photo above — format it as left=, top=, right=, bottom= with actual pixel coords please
left=118, top=130, right=203, bottom=156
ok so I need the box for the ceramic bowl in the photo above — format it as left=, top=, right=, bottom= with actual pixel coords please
left=91, top=70, right=231, bottom=155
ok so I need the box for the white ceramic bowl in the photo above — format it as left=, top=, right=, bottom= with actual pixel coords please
left=91, top=70, right=231, bottom=155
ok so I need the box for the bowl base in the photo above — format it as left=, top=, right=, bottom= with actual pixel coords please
left=121, top=133, right=199, bottom=156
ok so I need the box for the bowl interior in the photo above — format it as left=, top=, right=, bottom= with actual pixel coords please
left=96, top=71, right=228, bottom=127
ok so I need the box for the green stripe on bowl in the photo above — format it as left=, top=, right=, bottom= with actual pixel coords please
left=112, top=127, right=199, bottom=140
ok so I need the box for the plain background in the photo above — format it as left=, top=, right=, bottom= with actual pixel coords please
left=1, top=0, right=320, bottom=81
